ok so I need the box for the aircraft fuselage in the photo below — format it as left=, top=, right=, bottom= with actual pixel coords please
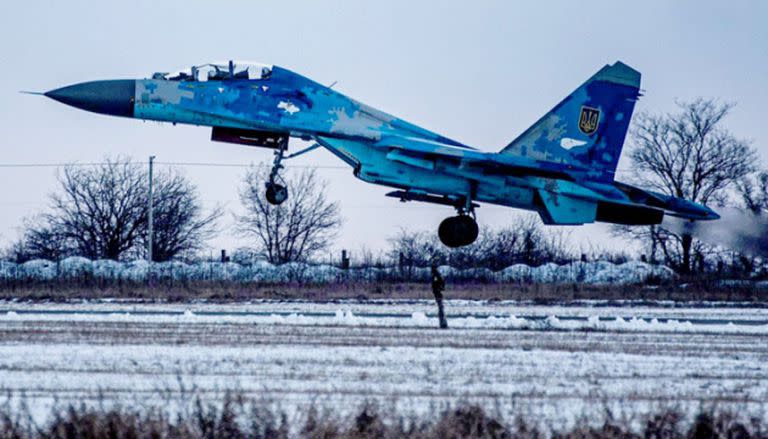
left=41, top=61, right=719, bottom=247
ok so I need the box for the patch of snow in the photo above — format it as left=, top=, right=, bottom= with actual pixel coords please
left=0, top=259, right=678, bottom=285
left=20, top=259, right=57, bottom=280
left=2, top=307, right=766, bottom=335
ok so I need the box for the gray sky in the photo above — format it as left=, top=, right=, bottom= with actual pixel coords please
left=1, top=0, right=766, bottom=259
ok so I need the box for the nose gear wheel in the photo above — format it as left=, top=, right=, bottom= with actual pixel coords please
left=265, top=182, right=288, bottom=205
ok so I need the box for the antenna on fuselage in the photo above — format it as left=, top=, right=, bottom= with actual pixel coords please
left=328, top=81, right=338, bottom=88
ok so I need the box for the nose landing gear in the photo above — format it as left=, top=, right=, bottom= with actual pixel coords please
left=265, top=142, right=288, bottom=206
left=262, top=141, right=323, bottom=206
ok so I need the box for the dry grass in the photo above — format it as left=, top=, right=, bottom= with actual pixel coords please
left=0, top=396, right=766, bottom=439
left=0, top=280, right=765, bottom=303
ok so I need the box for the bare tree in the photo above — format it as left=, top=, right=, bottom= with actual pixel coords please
left=738, top=171, right=768, bottom=214
left=138, top=173, right=221, bottom=262
left=626, top=99, right=756, bottom=272
left=387, top=229, right=442, bottom=268
left=43, top=160, right=148, bottom=260
left=388, top=215, right=573, bottom=270
left=16, top=217, right=74, bottom=261
left=237, top=166, right=341, bottom=264
left=19, top=158, right=220, bottom=261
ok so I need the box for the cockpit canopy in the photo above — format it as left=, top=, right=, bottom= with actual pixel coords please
left=153, top=61, right=273, bottom=82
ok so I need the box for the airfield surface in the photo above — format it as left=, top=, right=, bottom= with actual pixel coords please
left=0, top=300, right=766, bottom=428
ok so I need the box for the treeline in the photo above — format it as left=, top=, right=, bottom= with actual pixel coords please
left=381, top=217, right=574, bottom=270
left=6, top=159, right=221, bottom=263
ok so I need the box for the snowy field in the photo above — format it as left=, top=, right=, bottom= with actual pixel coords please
left=0, top=299, right=766, bottom=428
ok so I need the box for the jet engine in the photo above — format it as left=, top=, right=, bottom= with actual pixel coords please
left=595, top=202, right=664, bottom=225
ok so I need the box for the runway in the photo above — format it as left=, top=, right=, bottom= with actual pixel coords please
left=0, top=300, right=766, bottom=428
left=3, top=307, right=768, bottom=326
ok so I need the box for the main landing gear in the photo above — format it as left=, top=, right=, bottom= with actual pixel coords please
left=389, top=188, right=480, bottom=248
left=438, top=214, right=479, bottom=248
left=438, top=197, right=479, bottom=248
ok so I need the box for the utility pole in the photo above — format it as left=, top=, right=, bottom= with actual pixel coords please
left=147, top=155, right=156, bottom=264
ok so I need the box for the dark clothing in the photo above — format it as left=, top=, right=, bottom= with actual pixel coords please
left=431, top=267, right=448, bottom=329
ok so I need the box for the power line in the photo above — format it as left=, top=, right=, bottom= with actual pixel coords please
left=0, top=161, right=637, bottom=173
left=0, top=161, right=349, bottom=169
left=0, top=162, right=108, bottom=168
left=157, top=162, right=348, bottom=169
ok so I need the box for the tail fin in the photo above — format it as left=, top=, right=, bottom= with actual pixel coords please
left=500, top=61, right=641, bottom=182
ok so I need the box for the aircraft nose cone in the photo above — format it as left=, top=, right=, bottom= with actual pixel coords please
left=45, top=80, right=135, bottom=117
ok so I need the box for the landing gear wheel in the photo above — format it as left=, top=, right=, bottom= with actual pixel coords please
left=438, top=215, right=479, bottom=248
left=265, top=183, right=288, bottom=205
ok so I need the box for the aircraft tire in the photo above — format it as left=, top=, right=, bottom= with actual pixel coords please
left=438, top=215, right=479, bottom=248
left=265, top=183, right=288, bottom=205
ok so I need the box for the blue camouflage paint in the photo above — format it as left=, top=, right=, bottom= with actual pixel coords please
left=501, top=62, right=640, bottom=183
left=44, top=61, right=719, bottom=226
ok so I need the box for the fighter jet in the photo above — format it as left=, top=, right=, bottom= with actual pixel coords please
left=40, top=60, right=718, bottom=247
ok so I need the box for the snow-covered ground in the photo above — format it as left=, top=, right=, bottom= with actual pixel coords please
left=0, top=300, right=766, bottom=429
left=3, top=299, right=768, bottom=333
left=0, top=257, right=678, bottom=284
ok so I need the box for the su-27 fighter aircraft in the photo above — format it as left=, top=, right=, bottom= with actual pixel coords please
left=39, top=60, right=719, bottom=247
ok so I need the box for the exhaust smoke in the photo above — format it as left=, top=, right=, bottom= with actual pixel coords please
left=663, top=207, right=768, bottom=257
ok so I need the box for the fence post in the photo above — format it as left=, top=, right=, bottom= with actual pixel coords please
left=341, top=250, right=350, bottom=269
left=147, top=155, right=155, bottom=287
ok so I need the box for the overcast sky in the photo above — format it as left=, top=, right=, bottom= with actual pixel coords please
left=0, top=0, right=766, bottom=259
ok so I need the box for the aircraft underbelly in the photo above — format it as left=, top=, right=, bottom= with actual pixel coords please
left=318, top=137, right=470, bottom=195
left=318, top=136, right=605, bottom=225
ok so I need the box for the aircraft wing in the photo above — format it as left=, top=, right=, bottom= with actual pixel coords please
left=376, top=136, right=583, bottom=181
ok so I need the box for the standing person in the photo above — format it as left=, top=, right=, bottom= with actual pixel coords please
left=431, top=261, right=448, bottom=329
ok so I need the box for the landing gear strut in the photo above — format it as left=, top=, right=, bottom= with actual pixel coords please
left=438, top=194, right=479, bottom=248
left=265, top=143, right=288, bottom=205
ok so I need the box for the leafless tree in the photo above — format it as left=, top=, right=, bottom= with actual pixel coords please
left=38, top=160, right=148, bottom=260
left=387, top=229, right=442, bottom=268
left=624, top=99, right=756, bottom=272
left=738, top=171, right=768, bottom=214
left=236, top=166, right=341, bottom=264
left=388, top=215, right=572, bottom=270
left=138, top=173, right=222, bottom=261
left=19, top=158, right=220, bottom=261
left=15, top=218, right=74, bottom=262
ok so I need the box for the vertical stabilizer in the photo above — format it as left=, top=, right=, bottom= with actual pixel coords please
left=500, top=62, right=641, bottom=182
